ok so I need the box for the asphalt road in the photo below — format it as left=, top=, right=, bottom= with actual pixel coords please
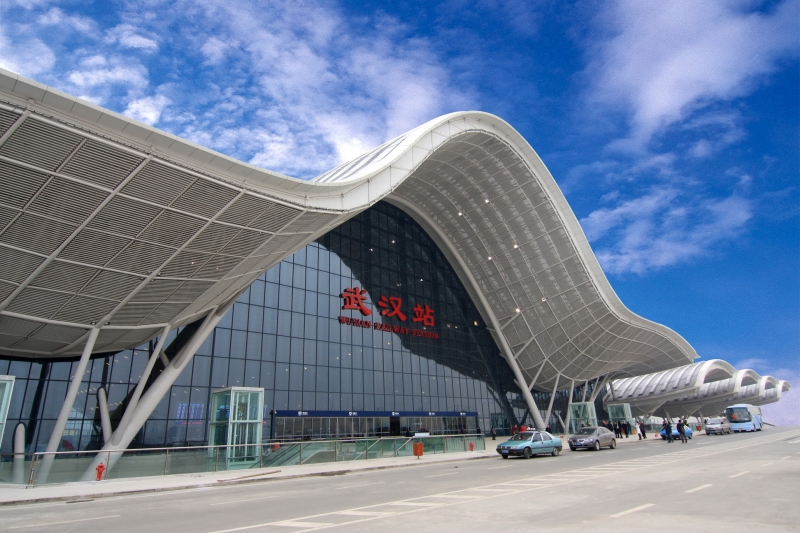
left=1, top=427, right=798, bottom=532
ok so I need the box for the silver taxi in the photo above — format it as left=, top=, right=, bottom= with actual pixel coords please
left=705, top=417, right=732, bottom=435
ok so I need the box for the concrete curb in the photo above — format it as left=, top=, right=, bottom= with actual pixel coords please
left=0, top=453, right=493, bottom=507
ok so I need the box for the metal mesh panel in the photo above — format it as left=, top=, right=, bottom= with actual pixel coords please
left=132, top=278, right=184, bottom=302
left=0, top=118, right=83, bottom=171
left=121, top=162, right=194, bottom=205
left=107, top=240, right=173, bottom=274
left=191, top=254, right=242, bottom=279
left=60, top=229, right=131, bottom=267
left=31, top=323, right=85, bottom=343
left=2, top=213, right=76, bottom=255
left=81, top=270, right=142, bottom=300
left=0, top=315, right=41, bottom=337
left=250, top=203, right=302, bottom=232
left=111, top=302, right=158, bottom=325
left=61, top=140, right=143, bottom=189
left=87, top=196, right=162, bottom=238
left=186, top=223, right=241, bottom=254
left=144, top=302, right=189, bottom=324
left=30, top=260, right=97, bottom=292
left=0, top=246, right=44, bottom=283
left=170, top=281, right=214, bottom=302
left=139, top=210, right=206, bottom=248
left=0, top=160, right=50, bottom=208
left=171, top=178, right=238, bottom=218
left=53, top=295, right=118, bottom=324
left=27, top=176, right=109, bottom=225
left=217, top=195, right=274, bottom=226
left=219, top=229, right=269, bottom=257
left=0, top=108, right=18, bottom=136
left=159, top=250, right=210, bottom=278
left=6, top=287, right=71, bottom=318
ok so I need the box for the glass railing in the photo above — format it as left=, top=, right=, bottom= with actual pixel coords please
left=0, top=434, right=485, bottom=486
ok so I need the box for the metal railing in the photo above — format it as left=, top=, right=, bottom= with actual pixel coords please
left=0, top=434, right=485, bottom=486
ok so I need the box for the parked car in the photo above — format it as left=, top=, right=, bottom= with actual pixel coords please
left=567, top=426, right=616, bottom=451
left=660, top=426, right=694, bottom=440
left=496, top=431, right=563, bottom=459
left=705, top=417, right=732, bottom=435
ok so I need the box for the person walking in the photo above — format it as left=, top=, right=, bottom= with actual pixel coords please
left=677, top=419, right=687, bottom=444
left=622, top=422, right=629, bottom=438
left=491, top=426, right=496, bottom=440
left=638, top=421, right=647, bottom=440
left=613, top=421, right=621, bottom=439
left=665, top=420, right=674, bottom=443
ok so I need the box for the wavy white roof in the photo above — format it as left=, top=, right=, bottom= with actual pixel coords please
left=0, top=69, right=698, bottom=391
left=607, top=359, right=791, bottom=416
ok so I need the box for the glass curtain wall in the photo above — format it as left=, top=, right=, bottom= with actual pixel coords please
left=0, top=202, right=597, bottom=453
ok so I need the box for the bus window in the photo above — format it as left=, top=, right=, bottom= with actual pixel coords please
left=725, top=407, right=751, bottom=423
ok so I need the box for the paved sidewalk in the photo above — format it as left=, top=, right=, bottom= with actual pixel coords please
left=0, top=449, right=495, bottom=506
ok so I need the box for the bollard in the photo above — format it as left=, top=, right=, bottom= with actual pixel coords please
left=95, top=462, right=106, bottom=481
left=469, top=441, right=475, bottom=452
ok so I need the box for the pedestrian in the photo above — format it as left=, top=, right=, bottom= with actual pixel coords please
left=613, top=421, right=621, bottom=439
left=491, top=426, right=496, bottom=440
left=545, top=425, right=551, bottom=433
left=512, top=424, right=518, bottom=435
left=638, top=421, right=647, bottom=440
left=677, top=419, right=687, bottom=444
left=665, top=420, right=674, bottom=443
left=520, top=424, right=527, bottom=432
left=625, top=421, right=632, bottom=438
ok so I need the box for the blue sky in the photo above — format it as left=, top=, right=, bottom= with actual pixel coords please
left=1, top=0, right=798, bottom=422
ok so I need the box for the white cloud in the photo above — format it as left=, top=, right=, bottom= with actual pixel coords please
left=0, top=29, right=55, bottom=77
left=37, top=7, right=96, bottom=34
left=124, top=94, right=171, bottom=125
left=200, top=37, right=229, bottom=65
left=586, top=0, right=799, bottom=152
left=731, top=359, right=799, bottom=427
left=66, top=55, right=148, bottom=90
left=582, top=188, right=751, bottom=274
left=106, top=24, right=159, bottom=51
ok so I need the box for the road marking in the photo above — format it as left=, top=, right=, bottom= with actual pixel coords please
left=429, top=494, right=479, bottom=499
left=685, top=484, right=713, bottom=493
left=334, top=510, right=391, bottom=516
left=335, top=482, right=385, bottom=490
left=781, top=456, right=791, bottom=459
left=610, top=503, right=654, bottom=517
left=760, top=462, right=774, bottom=466
left=388, top=501, right=442, bottom=507
left=728, top=471, right=748, bottom=478
left=487, top=465, right=513, bottom=469
left=210, top=495, right=280, bottom=505
left=9, top=515, right=120, bottom=529
left=787, top=438, right=800, bottom=444
left=424, top=472, right=459, bottom=477
left=272, top=521, right=333, bottom=528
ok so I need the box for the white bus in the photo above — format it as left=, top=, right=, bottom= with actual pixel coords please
left=724, top=404, right=763, bottom=432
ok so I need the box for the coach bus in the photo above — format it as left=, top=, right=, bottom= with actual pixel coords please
left=724, top=404, right=763, bottom=432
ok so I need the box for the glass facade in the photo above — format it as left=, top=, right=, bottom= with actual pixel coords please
left=0, top=202, right=595, bottom=454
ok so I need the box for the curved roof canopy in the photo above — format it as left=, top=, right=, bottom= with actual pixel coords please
left=0, top=69, right=698, bottom=391
left=607, top=359, right=791, bottom=417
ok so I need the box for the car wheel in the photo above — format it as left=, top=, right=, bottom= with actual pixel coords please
left=502, top=455, right=508, bottom=459
left=523, top=447, right=532, bottom=459
left=569, top=446, right=576, bottom=452
left=593, top=441, right=601, bottom=451
left=610, top=439, right=616, bottom=449
left=552, top=447, right=561, bottom=456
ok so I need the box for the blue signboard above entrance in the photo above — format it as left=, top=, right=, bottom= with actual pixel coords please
left=273, top=410, right=477, bottom=418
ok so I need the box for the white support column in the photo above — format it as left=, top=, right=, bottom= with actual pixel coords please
left=563, top=379, right=576, bottom=434
left=81, top=293, right=242, bottom=480
left=111, top=325, right=170, bottom=445
left=581, top=380, right=589, bottom=402
left=39, top=328, right=99, bottom=483
left=97, top=388, right=112, bottom=444
left=12, top=424, right=25, bottom=484
left=544, top=374, right=560, bottom=428
left=590, top=375, right=609, bottom=402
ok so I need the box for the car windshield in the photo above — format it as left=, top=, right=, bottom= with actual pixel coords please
left=708, top=418, right=721, bottom=424
left=509, top=432, right=536, bottom=441
left=725, top=407, right=751, bottom=423
left=575, top=428, right=596, bottom=435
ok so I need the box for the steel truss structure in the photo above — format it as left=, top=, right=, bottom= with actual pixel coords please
left=0, top=68, right=729, bottom=467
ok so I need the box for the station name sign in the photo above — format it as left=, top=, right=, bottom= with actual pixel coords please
left=338, top=287, right=439, bottom=340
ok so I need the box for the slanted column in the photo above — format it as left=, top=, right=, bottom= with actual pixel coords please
left=39, top=328, right=100, bottom=483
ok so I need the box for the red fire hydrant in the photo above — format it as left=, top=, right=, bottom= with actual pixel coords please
left=469, top=441, right=475, bottom=452
left=95, top=462, right=106, bottom=481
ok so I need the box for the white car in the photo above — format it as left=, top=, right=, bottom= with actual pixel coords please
left=705, top=417, right=732, bottom=435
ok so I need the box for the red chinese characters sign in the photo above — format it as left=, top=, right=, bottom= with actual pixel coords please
left=338, top=287, right=438, bottom=340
